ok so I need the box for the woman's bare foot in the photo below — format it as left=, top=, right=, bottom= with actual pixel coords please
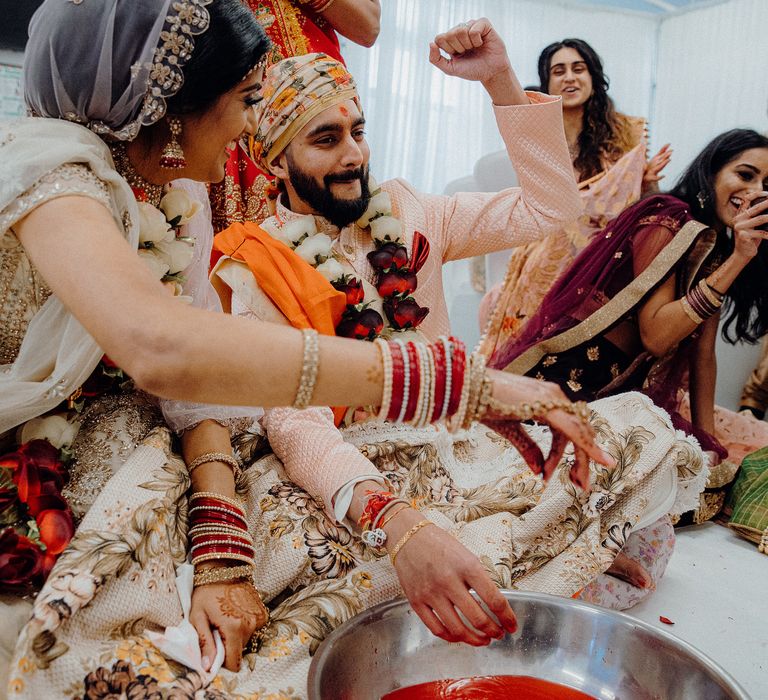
left=606, top=551, right=652, bottom=588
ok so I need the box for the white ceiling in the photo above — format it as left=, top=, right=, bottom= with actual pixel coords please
left=553, top=0, right=731, bottom=16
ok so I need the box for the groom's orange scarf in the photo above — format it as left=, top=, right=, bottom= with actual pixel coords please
left=212, top=221, right=348, bottom=424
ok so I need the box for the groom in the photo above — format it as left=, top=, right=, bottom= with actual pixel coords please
left=212, top=18, right=581, bottom=343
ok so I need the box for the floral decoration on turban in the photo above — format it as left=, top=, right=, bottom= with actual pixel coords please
left=250, top=52, right=361, bottom=172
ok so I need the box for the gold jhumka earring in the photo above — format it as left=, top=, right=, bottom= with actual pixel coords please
left=159, top=117, right=187, bottom=169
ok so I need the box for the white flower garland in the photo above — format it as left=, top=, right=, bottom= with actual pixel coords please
left=136, top=189, right=200, bottom=291
left=262, top=177, right=427, bottom=340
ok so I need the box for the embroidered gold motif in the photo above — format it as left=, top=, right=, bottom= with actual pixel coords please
left=566, top=368, right=583, bottom=393
left=610, top=363, right=620, bottom=379
left=586, top=346, right=600, bottom=361
left=542, top=355, right=558, bottom=367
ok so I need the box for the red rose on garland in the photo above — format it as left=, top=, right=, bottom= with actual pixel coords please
left=0, top=438, right=75, bottom=589
left=383, top=296, right=430, bottom=330
left=367, top=242, right=409, bottom=272
left=336, top=306, right=385, bottom=341
left=0, top=528, right=45, bottom=592
left=332, top=275, right=365, bottom=306
left=377, top=269, right=418, bottom=298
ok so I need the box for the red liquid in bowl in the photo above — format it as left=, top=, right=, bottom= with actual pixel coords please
left=382, top=675, right=596, bottom=700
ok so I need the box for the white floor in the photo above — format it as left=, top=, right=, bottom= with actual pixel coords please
left=627, top=524, right=768, bottom=699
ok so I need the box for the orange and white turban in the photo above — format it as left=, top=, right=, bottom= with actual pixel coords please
left=251, top=52, right=361, bottom=172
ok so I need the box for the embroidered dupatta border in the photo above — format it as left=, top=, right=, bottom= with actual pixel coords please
left=504, top=219, right=710, bottom=375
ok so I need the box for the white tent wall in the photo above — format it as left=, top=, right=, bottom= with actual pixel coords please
left=343, top=0, right=658, bottom=194
left=345, top=0, right=766, bottom=409
left=651, top=0, right=768, bottom=185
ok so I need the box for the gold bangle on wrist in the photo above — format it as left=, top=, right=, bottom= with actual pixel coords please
left=193, top=563, right=254, bottom=587
left=389, top=519, right=433, bottom=565
left=680, top=296, right=704, bottom=324
left=187, top=451, right=242, bottom=480
left=294, top=328, right=320, bottom=409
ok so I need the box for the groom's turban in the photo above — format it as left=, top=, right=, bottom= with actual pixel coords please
left=251, top=53, right=361, bottom=171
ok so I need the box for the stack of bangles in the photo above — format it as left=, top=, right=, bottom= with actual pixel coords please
left=374, top=336, right=492, bottom=431
left=293, top=332, right=492, bottom=429
left=680, top=278, right=724, bottom=325
left=189, top=491, right=255, bottom=587
left=356, top=489, right=435, bottom=565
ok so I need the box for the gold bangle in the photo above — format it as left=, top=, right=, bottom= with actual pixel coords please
left=314, top=0, right=336, bottom=11
left=193, top=563, right=254, bottom=587
left=375, top=338, right=393, bottom=421
left=698, top=279, right=723, bottom=307
left=189, top=491, right=245, bottom=510
left=294, top=328, right=320, bottom=409
left=186, top=451, right=242, bottom=480
left=680, top=296, right=704, bottom=325
left=390, top=519, right=433, bottom=565
left=191, top=551, right=255, bottom=567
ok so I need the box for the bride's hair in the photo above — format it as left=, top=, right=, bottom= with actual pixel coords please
left=669, top=129, right=768, bottom=344
left=168, top=0, right=271, bottom=115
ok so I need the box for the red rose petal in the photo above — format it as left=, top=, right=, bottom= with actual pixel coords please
left=659, top=616, right=674, bottom=625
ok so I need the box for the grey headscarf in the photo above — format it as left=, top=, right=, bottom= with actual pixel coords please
left=24, top=0, right=212, bottom=141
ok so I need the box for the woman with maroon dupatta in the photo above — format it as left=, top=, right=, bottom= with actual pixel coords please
left=490, top=130, right=768, bottom=581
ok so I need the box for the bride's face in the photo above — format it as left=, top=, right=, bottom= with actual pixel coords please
left=180, top=67, right=265, bottom=183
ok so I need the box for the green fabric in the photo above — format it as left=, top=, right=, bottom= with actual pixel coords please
left=728, top=446, right=768, bottom=546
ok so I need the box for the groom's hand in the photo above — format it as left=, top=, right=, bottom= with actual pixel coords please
left=429, top=19, right=527, bottom=105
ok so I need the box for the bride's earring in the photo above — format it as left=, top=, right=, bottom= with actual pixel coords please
left=159, top=117, right=187, bottom=169
left=696, top=190, right=709, bottom=209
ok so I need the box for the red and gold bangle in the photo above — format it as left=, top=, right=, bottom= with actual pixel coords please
left=190, top=532, right=254, bottom=547
left=440, top=337, right=453, bottom=421
left=387, top=341, right=406, bottom=422
left=430, top=340, right=448, bottom=423
left=191, top=551, right=255, bottom=567
left=403, top=342, right=421, bottom=423
left=447, top=337, right=466, bottom=417
left=191, top=542, right=255, bottom=558
left=189, top=506, right=247, bottom=527
left=418, top=342, right=436, bottom=427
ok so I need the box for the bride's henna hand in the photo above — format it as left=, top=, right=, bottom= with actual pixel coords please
left=190, top=580, right=268, bottom=672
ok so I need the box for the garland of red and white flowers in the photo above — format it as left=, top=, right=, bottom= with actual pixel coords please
left=0, top=189, right=202, bottom=593
left=261, top=176, right=430, bottom=341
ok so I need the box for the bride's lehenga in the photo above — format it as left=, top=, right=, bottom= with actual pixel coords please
left=1, top=128, right=709, bottom=699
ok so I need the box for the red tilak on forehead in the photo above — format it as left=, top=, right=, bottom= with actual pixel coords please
left=339, top=105, right=349, bottom=117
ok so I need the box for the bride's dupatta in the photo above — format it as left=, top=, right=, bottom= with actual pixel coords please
left=488, top=194, right=726, bottom=456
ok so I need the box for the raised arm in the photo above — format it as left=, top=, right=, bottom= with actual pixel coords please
left=426, top=19, right=580, bottom=262
left=319, top=0, right=380, bottom=48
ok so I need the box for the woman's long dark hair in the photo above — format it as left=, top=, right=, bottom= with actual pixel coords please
left=538, top=39, right=629, bottom=180
left=669, top=129, right=768, bottom=344
left=168, top=0, right=270, bottom=114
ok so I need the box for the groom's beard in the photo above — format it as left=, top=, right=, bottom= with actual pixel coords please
left=286, top=154, right=371, bottom=228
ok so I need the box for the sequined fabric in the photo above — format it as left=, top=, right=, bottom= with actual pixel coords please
left=0, top=164, right=110, bottom=365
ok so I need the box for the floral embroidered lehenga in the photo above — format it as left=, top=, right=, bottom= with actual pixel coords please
left=0, top=100, right=709, bottom=699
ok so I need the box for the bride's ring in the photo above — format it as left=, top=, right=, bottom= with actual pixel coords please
left=459, top=20, right=473, bottom=28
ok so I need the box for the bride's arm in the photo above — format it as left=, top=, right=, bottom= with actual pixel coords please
left=181, top=420, right=267, bottom=672
left=16, top=195, right=612, bottom=472
left=15, top=195, right=384, bottom=408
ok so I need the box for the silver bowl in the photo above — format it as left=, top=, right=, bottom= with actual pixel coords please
left=308, top=590, right=750, bottom=700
